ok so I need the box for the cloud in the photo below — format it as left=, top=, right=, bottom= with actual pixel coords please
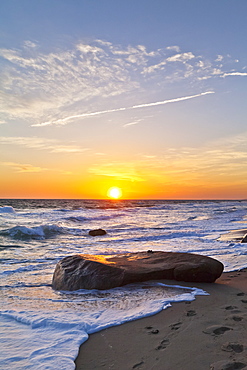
left=0, top=136, right=87, bottom=153
left=166, top=46, right=180, bottom=53
left=76, top=43, right=104, bottom=54
left=94, top=152, right=106, bottom=156
left=166, top=52, right=195, bottom=63
left=88, top=163, right=145, bottom=182
left=1, top=161, right=72, bottom=174
left=142, top=51, right=196, bottom=74
left=141, top=132, right=247, bottom=182
left=110, top=44, right=158, bottom=59
left=23, top=40, right=38, bottom=49
left=143, top=61, right=167, bottom=74
left=33, top=91, right=214, bottom=127
left=0, top=41, right=138, bottom=123
left=1, top=161, right=47, bottom=173
left=0, top=39, right=243, bottom=127
left=88, top=131, right=247, bottom=186
left=215, top=55, right=224, bottom=62
left=123, top=118, right=144, bottom=127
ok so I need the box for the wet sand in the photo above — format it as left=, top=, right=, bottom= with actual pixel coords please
left=75, top=269, right=247, bottom=370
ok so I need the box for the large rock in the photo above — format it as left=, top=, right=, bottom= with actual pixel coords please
left=52, top=251, right=224, bottom=291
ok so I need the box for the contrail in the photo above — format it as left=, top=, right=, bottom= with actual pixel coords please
left=32, top=91, right=214, bottom=127
left=222, top=72, right=247, bottom=78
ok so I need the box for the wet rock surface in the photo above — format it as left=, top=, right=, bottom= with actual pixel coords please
left=52, top=251, right=224, bottom=291
left=241, top=234, right=247, bottom=243
left=88, top=229, right=107, bottom=236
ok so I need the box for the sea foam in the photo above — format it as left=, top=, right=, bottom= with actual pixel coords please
left=0, top=224, right=65, bottom=240
left=0, top=282, right=207, bottom=370
left=0, top=206, right=16, bottom=213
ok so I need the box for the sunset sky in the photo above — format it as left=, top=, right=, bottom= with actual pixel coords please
left=1, top=0, right=247, bottom=199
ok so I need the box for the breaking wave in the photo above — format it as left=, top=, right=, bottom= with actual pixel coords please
left=0, top=206, right=16, bottom=214
left=0, top=224, right=65, bottom=240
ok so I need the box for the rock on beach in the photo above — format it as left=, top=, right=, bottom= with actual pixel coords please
left=52, top=251, right=224, bottom=291
left=88, top=229, right=107, bottom=236
left=241, top=234, right=247, bottom=243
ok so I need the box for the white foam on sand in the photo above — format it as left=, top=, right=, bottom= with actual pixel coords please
left=0, top=283, right=208, bottom=370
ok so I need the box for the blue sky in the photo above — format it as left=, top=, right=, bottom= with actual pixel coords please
left=1, top=0, right=247, bottom=199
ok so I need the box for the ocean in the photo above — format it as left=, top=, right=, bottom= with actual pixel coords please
left=0, top=199, right=247, bottom=370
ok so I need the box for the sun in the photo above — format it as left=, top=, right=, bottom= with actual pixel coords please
left=107, top=187, right=122, bottom=199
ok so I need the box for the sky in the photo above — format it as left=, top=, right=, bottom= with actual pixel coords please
left=0, top=0, right=247, bottom=199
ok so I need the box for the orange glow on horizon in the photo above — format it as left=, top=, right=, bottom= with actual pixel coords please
left=1, top=166, right=247, bottom=200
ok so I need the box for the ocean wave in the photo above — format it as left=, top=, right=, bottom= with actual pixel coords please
left=66, top=216, right=88, bottom=223
left=67, top=212, right=125, bottom=223
left=0, top=206, right=16, bottom=214
left=0, top=224, right=65, bottom=240
left=111, top=230, right=207, bottom=243
left=0, top=244, right=24, bottom=250
left=0, top=282, right=51, bottom=289
left=187, top=215, right=211, bottom=221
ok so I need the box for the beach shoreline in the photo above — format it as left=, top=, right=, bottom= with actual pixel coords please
left=75, top=269, right=247, bottom=370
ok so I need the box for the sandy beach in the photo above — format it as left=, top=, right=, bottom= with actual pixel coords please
left=75, top=269, right=247, bottom=370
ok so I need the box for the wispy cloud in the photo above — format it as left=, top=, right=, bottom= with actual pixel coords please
left=88, top=131, right=247, bottom=185
left=123, top=118, right=144, bottom=127
left=0, top=136, right=87, bottom=153
left=0, top=39, right=244, bottom=126
left=143, top=132, right=247, bottom=183
left=166, top=52, right=195, bottom=63
left=0, top=41, right=138, bottom=123
left=166, top=46, right=180, bottom=53
left=1, top=161, right=72, bottom=174
left=33, top=91, right=214, bottom=127
left=88, top=163, right=145, bottom=182
left=141, top=51, right=196, bottom=74
left=1, top=161, right=47, bottom=173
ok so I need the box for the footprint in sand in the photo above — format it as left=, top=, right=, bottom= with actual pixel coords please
left=156, top=339, right=169, bottom=350
left=145, top=326, right=159, bottom=334
left=241, top=299, right=247, bottom=304
left=230, top=315, right=243, bottom=322
left=150, top=329, right=159, bottom=334
left=237, top=292, right=245, bottom=296
left=225, top=306, right=238, bottom=310
left=169, top=322, right=182, bottom=331
left=221, top=342, right=244, bottom=353
left=224, top=306, right=242, bottom=314
left=132, top=360, right=144, bottom=369
left=187, top=310, right=196, bottom=317
left=210, top=360, right=246, bottom=370
left=203, top=325, right=233, bottom=336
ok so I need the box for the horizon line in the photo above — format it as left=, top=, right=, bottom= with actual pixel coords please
left=0, top=197, right=245, bottom=201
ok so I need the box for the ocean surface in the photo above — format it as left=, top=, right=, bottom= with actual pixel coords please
left=1, top=199, right=247, bottom=370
